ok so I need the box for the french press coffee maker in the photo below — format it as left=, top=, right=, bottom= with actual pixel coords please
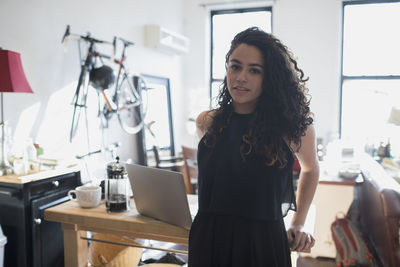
left=105, top=156, right=130, bottom=212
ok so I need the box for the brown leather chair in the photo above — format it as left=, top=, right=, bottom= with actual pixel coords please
left=355, top=157, right=400, bottom=267
left=181, top=145, right=198, bottom=194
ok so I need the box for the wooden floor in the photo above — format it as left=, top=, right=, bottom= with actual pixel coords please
left=139, top=242, right=337, bottom=267
left=139, top=240, right=188, bottom=265
left=296, top=256, right=337, bottom=267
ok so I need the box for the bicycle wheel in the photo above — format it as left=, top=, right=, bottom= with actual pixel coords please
left=70, top=70, right=90, bottom=142
left=116, top=76, right=144, bottom=134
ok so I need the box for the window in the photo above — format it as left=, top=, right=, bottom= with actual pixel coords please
left=210, top=7, right=272, bottom=107
left=340, top=1, right=400, bottom=155
left=140, top=74, right=175, bottom=161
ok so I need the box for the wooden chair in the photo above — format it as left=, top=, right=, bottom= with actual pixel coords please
left=181, top=145, right=198, bottom=194
left=152, top=145, right=183, bottom=171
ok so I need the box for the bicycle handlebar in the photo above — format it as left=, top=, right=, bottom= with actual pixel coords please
left=117, top=37, right=134, bottom=47
left=62, top=25, right=136, bottom=67
left=75, top=142, right=120, bottom=159
left=62, top=25, right=113, bottom=45
left=62, top=25, right=70, bottom=44
left=62, top=25, right=134, bottom=49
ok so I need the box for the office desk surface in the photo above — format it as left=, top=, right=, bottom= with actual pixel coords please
left=45, top=196, right=195, bottom=245
left=45, top=195, right=197, bottom=267
left=45, top=194, right=315, bottom=267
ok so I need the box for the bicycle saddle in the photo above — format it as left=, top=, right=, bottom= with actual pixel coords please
left=90, top=65, right=115, bottom=90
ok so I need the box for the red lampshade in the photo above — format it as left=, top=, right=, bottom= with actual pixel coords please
left=0, top=50, right=33, bottom=93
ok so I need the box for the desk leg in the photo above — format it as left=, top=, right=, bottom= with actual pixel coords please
left=62, top=223, right=88, bottom=267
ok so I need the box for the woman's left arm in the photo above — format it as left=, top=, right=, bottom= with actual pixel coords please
left=287, top=124, right=320, bottom=252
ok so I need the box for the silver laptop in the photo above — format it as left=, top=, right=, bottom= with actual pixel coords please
left=126, top=163, right=197, bottom=230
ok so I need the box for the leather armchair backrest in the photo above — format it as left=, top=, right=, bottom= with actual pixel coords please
left=356, top=178, right=400, bottom=267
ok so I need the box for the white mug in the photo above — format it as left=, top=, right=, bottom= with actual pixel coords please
left=68, top=185, right=101, bottom=208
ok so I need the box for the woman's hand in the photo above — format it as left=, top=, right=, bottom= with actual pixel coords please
left=287, top=225, right=315, bottom=252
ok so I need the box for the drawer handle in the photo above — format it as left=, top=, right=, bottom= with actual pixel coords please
left=52, top=181, right=60, bottom=187
left=0, top=190, right=12, bottom=196
left=34, top=218, right=42, bottom=225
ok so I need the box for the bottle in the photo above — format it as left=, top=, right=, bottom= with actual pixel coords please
left=0, top=121, right=13, bottom=166
left=24, top=138, right=38, bottom=173
left=377, top=142, right=387, bottom=161
left=385, top=138, right=391, bottom=158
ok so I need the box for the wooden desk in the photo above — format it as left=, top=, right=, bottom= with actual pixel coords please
left=45, top=196, right=196, bottom=267
left=45, top=193, right=316, bottom=267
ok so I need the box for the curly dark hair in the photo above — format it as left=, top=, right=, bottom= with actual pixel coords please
left=204, top=27, right=313, bottom=167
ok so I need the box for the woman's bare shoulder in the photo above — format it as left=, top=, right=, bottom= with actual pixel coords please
left=196, top=110, right=215, bottom=138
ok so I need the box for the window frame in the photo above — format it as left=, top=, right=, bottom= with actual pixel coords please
left=209, top=6, right=273, bottom=108
left=140, top=74, right=176, bottom=156
left=339, top=0, right=400, bottom=136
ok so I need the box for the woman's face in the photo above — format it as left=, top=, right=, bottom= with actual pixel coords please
left=226, top=43, right=264, bottom=114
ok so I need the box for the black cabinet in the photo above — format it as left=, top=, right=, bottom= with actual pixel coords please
left=0, top=170, right=81, bottom=267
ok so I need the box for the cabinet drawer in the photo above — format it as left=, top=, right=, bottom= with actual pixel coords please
left=29, top=172, right=80, bottom=198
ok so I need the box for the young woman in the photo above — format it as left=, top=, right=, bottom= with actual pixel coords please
left=188, top=27, right=319, bottom=267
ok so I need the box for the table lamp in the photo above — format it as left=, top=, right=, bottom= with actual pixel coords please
left=0, top=49, right=33, bottom=176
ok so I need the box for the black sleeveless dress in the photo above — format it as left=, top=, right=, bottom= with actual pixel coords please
left=188, top=112, right=296, bottom=267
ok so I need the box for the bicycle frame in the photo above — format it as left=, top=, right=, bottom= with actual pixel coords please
left=101, top=38, right=140, bottom=117
left=83, top=36, right=145, bottom=135
left=64, top=26, right=113, bottom=143
left=69, top=42, right=94, bottom=144
left=63, top=25, right=145, bottom=145
left=72, top=42, right=94, bottom=106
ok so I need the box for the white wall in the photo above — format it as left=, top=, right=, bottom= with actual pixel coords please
left=0, top=0, right=186, bottom=172
left=182, top=0, right=344, bottom=145
left=274, top=0, right=343, bottom=144
left=1, top=0, right=349, bottom=172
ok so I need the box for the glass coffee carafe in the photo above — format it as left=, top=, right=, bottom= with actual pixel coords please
left=105, top=156, right=130, bottom=212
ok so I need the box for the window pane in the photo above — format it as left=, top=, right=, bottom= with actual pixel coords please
left=343, top=3, right=400, bottom=76
left=212, top=10, right=272, bottom=79
left=144, top=83, right=171, bottom=151
left=341, top=80, right=400, bottom=147
left=211, top=80, right=224, bottom=108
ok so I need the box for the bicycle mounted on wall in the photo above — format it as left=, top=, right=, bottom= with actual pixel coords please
left=62, top=25, right=147, bottom=146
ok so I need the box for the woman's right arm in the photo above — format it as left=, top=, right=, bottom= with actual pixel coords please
left=196, top=110, right=214, bottom=139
